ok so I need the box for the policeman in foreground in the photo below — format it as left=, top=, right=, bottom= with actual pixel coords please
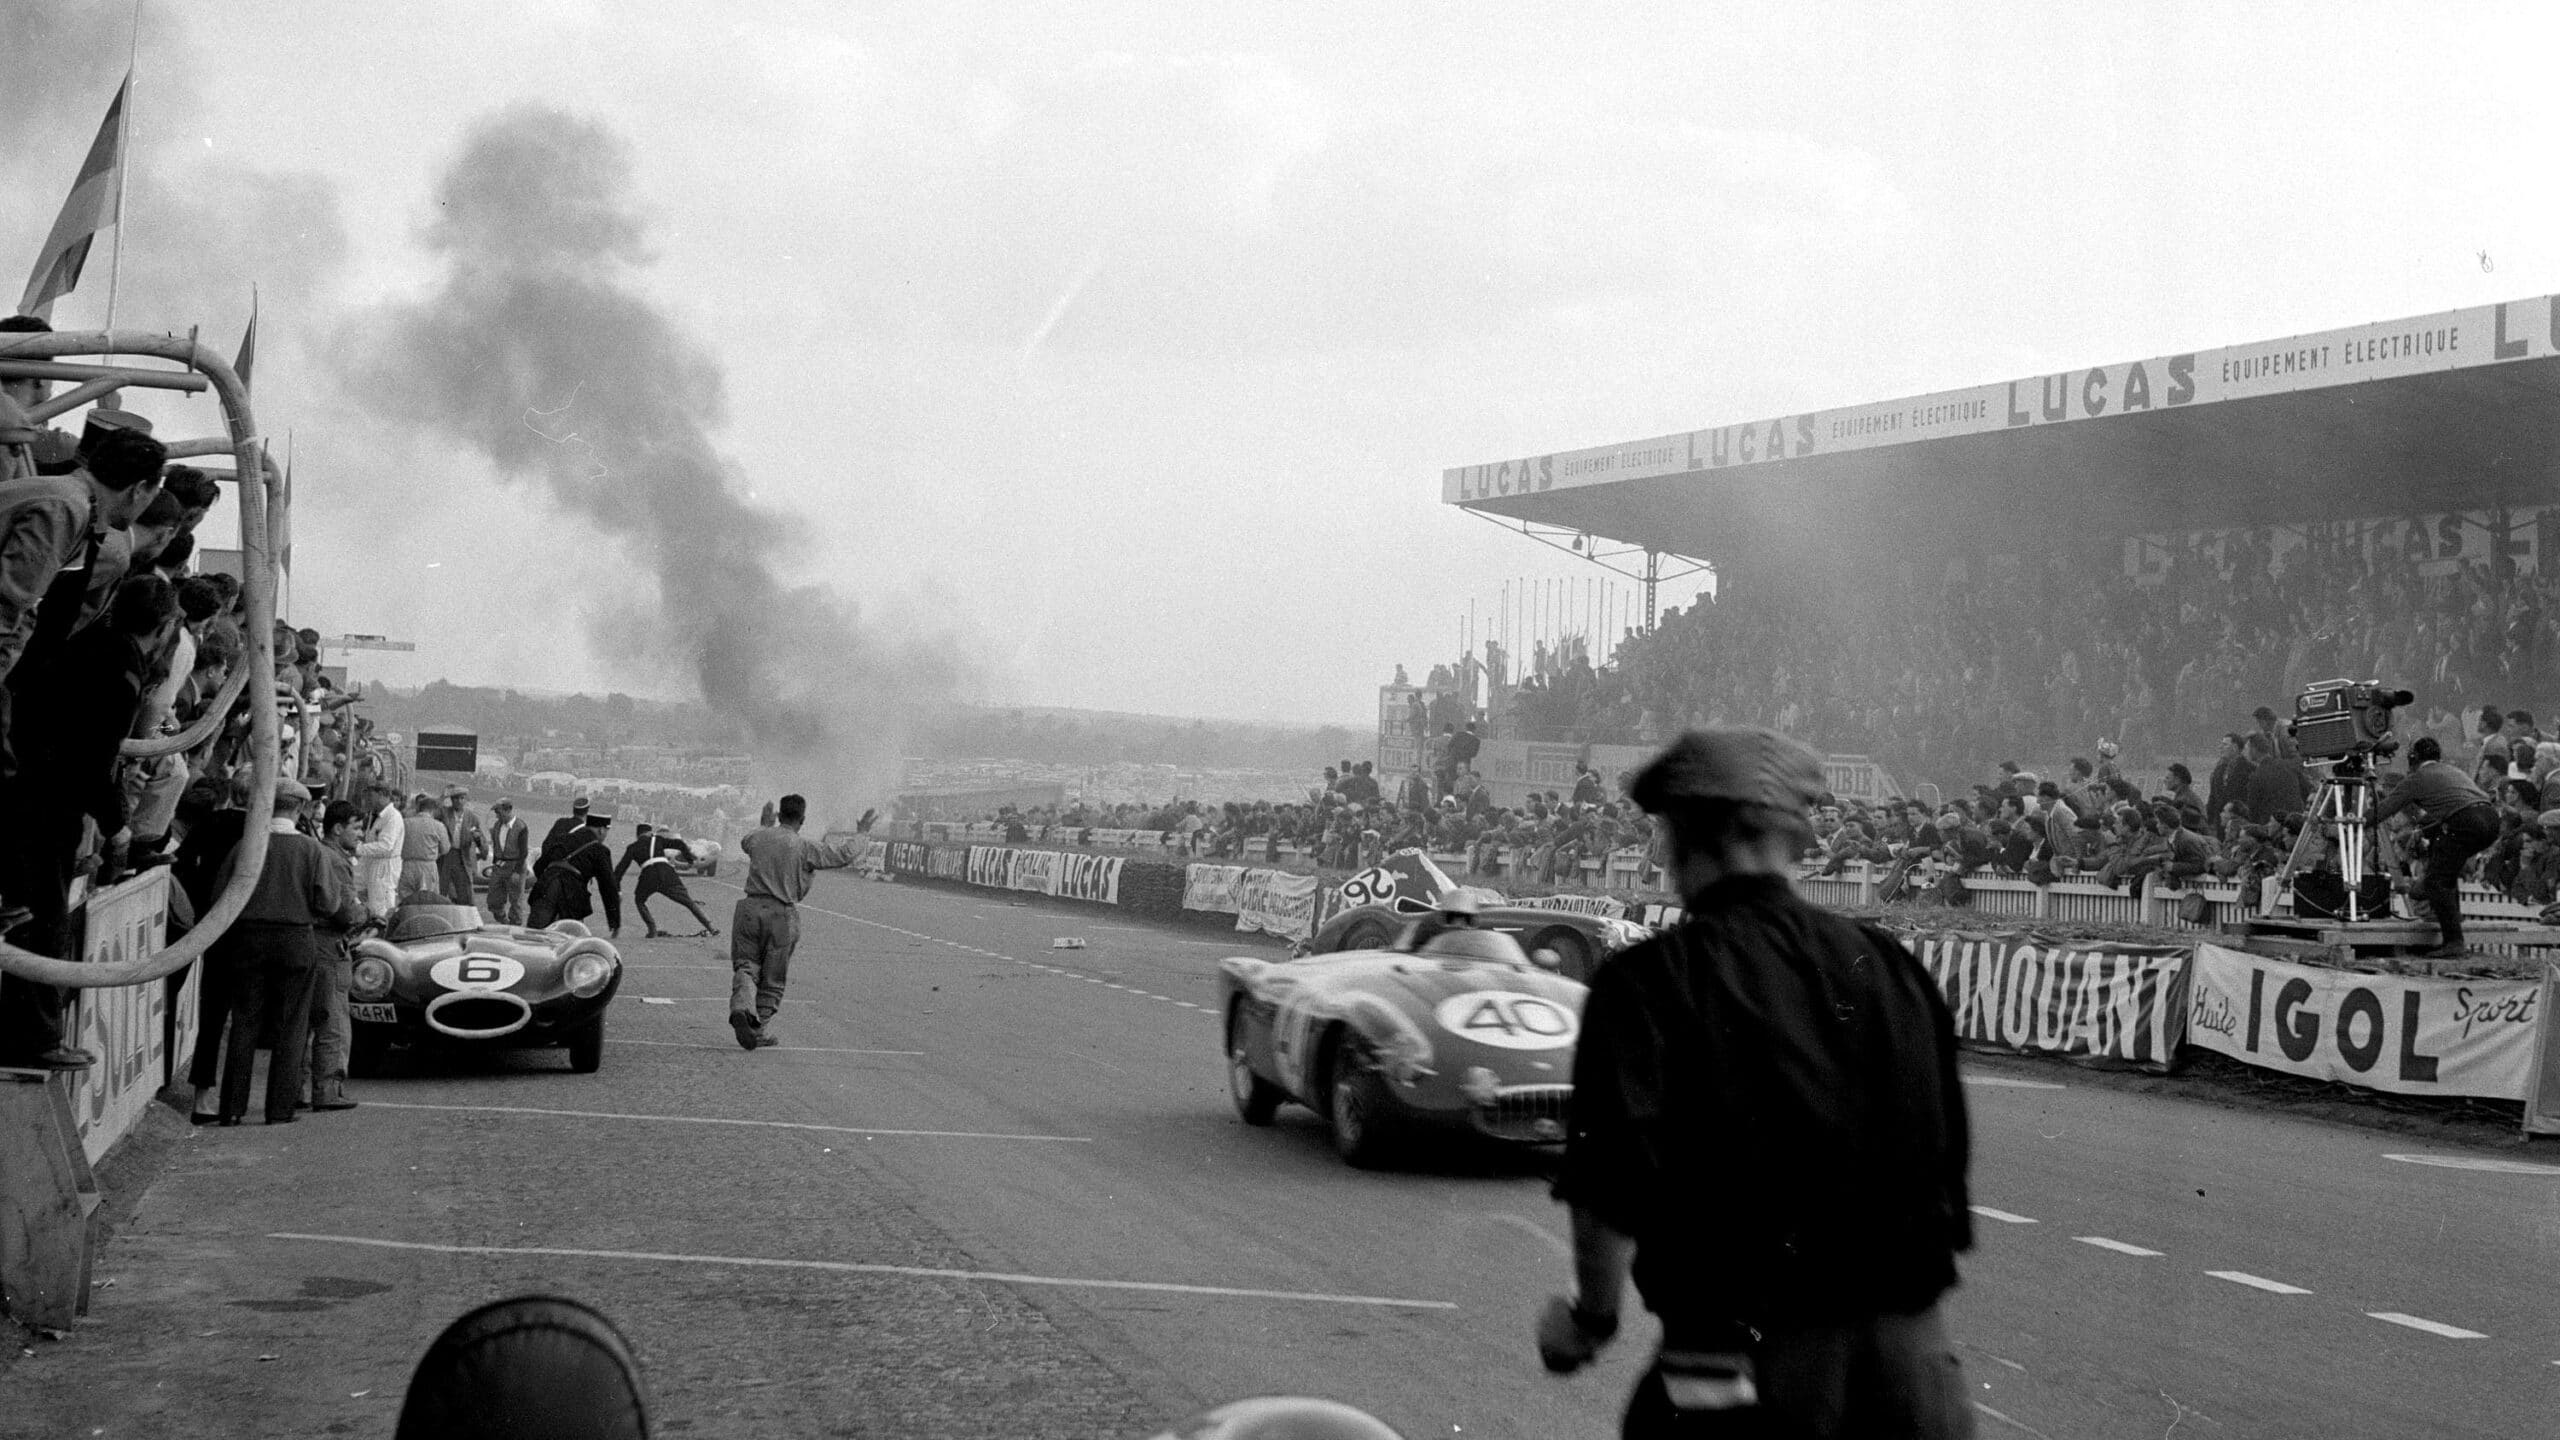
left=1537, top=728, right=1975, bottom=1438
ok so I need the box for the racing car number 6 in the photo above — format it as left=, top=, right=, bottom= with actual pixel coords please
left=1433, top=990, right=1578, bottom=1049
left=429, top=954, right=526, bottom=992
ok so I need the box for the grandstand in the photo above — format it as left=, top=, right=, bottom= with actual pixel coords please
left=1445, top=294, right=2560, bottom=789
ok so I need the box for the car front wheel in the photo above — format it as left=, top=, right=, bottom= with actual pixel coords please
left=1328, top=1049, right=1396, bottom=1168
left=568, top=1016, right=604, bottom=1073
left=1228, top=1008, right=1282, bottom=1126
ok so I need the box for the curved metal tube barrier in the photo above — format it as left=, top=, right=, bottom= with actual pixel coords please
left=0, top=330, right=278, bottom=988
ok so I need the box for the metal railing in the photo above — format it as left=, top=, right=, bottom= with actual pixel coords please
left=0, top=329, right=279, bottom=989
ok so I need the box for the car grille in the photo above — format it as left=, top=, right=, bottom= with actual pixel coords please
left=1473, top=1084, right=1573, bottom=1143
left=425, top=990, right=533, bottom=1039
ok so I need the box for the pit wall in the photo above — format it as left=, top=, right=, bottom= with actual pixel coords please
left=864, top=837, right=2560, bottom=1131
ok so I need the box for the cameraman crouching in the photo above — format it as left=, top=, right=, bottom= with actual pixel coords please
left=2375, top=737, right=2499, bottom=957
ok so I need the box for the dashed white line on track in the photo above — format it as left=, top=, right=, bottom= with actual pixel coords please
left=2383, top=1152, right=2560, bottom=1175
left=1962, top=1076, right=2066, bottom=1090
left=2207, top=1270, right=2311, bottom=1295
left=2073, top=1236, right=2163, bottom=1257
left=610, top=1038, right=924, bottom=1056
left=362, top=1101, right=1090, bottom=1143
left=2367, top=1312, right=2486, bottom=1339
left=270, top=1233, right=1456, bottom=1310
left=1969, top=1206, right=2038, bottom=1225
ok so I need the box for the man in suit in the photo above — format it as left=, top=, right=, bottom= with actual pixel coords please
left=483, top=798, right=530, bottom=925
left=438, top=784, right=486, bottom=909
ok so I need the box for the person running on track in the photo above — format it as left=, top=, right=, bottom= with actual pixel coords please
left=615, top=823, right=718, bottom=938
left=727, top=794, right=862, bottom=1050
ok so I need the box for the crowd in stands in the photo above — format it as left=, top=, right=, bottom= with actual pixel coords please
left=0, top=314, right=392, bottom=1099
left=1501, top=530, right=2559, bottom=792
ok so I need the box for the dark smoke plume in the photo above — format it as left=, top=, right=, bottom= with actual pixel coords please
left=341, top=104, right=966, bottom=813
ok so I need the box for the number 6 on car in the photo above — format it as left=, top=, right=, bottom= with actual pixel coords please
left=429, top=954, right=527, bottom=992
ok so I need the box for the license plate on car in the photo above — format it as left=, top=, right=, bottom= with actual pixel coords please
left=349, top=1003, right=398, bottom=1023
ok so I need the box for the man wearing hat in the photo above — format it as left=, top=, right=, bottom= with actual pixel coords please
left=528, top=808, right=620, bottom=937
left=209, top=779, right=366, bottom=1125
left=484, top=798, right=529, bottom=925
left=438, top=785, right=486, bottom=909
left=539, top=795, right=595, bottom=870
left=615, top=823, right=717, bottom=938
left=1536, top=729, right=1973, bottom=1435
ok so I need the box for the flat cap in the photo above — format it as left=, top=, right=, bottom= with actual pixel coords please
left=2539, top=809, right=2560, bottom=828
left=1628, top=728, right=1825, bottom=816
left=272, top=778, right=312, bottom=806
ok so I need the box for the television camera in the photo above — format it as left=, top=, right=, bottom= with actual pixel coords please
left=2278, top=679, right=2417, bottom=922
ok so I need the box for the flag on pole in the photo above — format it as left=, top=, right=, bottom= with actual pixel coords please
left=233, top=292, right=258, bottom=388
left=18, top=75, right=130, bottom=320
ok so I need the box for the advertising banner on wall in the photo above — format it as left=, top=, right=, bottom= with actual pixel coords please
left=2187, top=944, right=2539, bottom=1099
left=965, top=846, right=1010, bottom=888
left=1054, top=853, right=1124, bottom=905
left=1183, top=864, right=1249, bottom=913
left=885, top=841, right=929, bottom=874
left=1900, top=931, right=2189, bottom=1072
left=67, top=870, right=174, bottom=1164
left=1006, top=848, right=1060, bottom=896
left=927, top=846, right=967, bottom=880
left=1234, top=868, right=1321, bottom=941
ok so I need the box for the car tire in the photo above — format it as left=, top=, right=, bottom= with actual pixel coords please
left=1328, top=1046, right=1396, bottom=1168
left=1227, top=1007, right=1283, bottom=1126
left=1538, top=929, right=1594, bottom=983
left=1340, top=918, right=1392, bottom=952
left=568, top=1016, right=605, bottom=1074
left=348, top=1028, right=390, bottom=1079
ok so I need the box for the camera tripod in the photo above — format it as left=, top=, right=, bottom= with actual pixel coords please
left=2271, top=753, right=2403, bottom=922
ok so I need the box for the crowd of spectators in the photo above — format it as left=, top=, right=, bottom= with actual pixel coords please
left=0, top=314, right=389, bottom=1089
left=1501, top=530, right=2560, bottom=793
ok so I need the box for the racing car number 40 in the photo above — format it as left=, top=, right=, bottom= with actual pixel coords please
left=1433, top=991, right=1577, bottom=1050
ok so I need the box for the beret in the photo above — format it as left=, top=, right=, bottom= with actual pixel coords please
left=1628, top=728, right=1825, bottom=816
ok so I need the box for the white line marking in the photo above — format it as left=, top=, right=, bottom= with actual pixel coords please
left=268, top=1234, right=1456, bottom=1310
left=639, top=996, right=676, bottom=1005
left=1969, top=1206, right=2038, bottom=1225
left=608, top=1039, right=924, bottom=1056
left=2073, top=1236, right=2164, bottom=1257
left=1973, top=1402, right=2059, bottom=1439
left=2367, top=1311, right=2486, bottom=1339
left=1962, top=1076, right=2066, bottom=1090
left=2383, top=1152, right=2560, bottom=1175
left=2208, top=1270, right=2311, bottom=1295
left=362, top=1101, right=1088, bottom=1143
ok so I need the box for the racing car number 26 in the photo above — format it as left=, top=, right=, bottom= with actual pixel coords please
left=1433, top=991, right=1577, bottom=1050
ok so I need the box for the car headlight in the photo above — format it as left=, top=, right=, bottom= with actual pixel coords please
left=1460, top=1066, right=1502, bottom=1104
left=562, top=951, right=616, bottom=998
left=350, top=956, right=396, bottom=1002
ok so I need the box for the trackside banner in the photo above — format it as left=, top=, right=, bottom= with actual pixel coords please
left=1183, top=864, right=1249, bottom=912
left=927, top=846, right=966, bottom=880
left=2187, top=943, right=2540, bottom=1100
left=1515, top=893, right=1629, bottom=919
left=1007, top=848, right=1060, bottom=895
left=966, top=846, right=1009, bottom=888
left=1234, top=869, right=1321, bottom=940
left=885, top=841, right=929, bottom=874
left=1900, top=932, right=2189, bottom=1072
left=1054, top=853, right=1124, bottom=905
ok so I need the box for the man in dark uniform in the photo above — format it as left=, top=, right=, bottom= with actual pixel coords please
left=527, top=811, right=620, bottom=937
left=538, top=795, right=594, bottom=868
left=614, top=823, right=718, bottom=938
left=2375, top=736, right=2500, bottom=957
left=1537, top=727, right=1974, bottom=1438
left=212, top=779, right=367, bottom=1125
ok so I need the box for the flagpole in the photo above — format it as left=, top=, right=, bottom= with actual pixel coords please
left=102, top=0, right=142, bottom=351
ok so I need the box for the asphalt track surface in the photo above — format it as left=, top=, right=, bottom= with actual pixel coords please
left=8, top=868, right=2560, bottom=1438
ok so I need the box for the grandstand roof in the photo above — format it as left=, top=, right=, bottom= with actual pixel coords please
left=1447, top=293, right=2560, bottom=564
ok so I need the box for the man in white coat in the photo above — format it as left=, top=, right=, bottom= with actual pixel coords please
left=352, top=781, right=405, bottom=918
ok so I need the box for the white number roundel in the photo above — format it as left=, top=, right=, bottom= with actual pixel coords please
left=1433, top=990, right=1578, bottom=1050
left=1339, top=867, right=1400, bottom=907
left=429, top=954, right=526, bottom=992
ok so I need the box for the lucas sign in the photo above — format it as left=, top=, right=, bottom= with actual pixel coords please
left=2186, top=944, right=2539, bottom=1100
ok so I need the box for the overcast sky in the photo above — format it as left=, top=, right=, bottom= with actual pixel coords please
left=10, top=2, right=2560, bottom=726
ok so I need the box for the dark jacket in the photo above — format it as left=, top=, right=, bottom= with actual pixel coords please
left=16, top=624, right=154, bottom=830
left=2244, top=758, right=2313, bottom=822
left=1556, top=874, right=1970, bottom=1331
left=2374, top=760, right=2495, bottom=827
left=534, top=828, right=620, bottom=930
